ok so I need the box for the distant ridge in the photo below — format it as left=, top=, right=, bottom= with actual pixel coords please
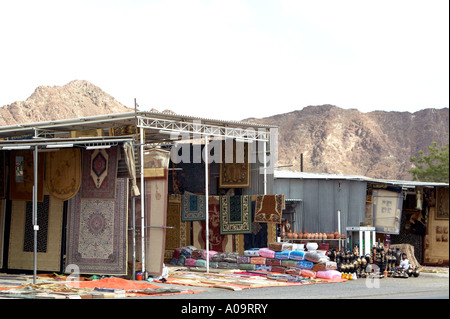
left=1, top=81, right=448, bottom=180
left=0, top=80, right=133, bottom=126
left=245, top=104, right=449, bottom=180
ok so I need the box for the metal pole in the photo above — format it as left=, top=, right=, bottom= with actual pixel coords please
left=132, top=196, right=136, bottom=280
left=359, top=230, right=363, bottom=256
left=204, top=136, right=210, bottom=273
left=139, top=124, right=145, bottom=274
left=33, top=146, right=38, bottom=284
left=263, top=140, right=267, bottom=195
left=300, top=153, right=303, bottom=172
left=337, top=210, right=341, bottom=250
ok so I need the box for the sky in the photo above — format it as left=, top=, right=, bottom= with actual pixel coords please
left=0, top=0, right=448, bottom=121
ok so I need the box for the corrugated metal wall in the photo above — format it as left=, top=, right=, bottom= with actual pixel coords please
left=274, top=178, right=366, bottom=233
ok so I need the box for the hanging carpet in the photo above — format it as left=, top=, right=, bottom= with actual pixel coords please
left=219, top=141, right=250, bottom=188
left=165, top=194, right=190, bottom=263
left=220, top=195, right=252, bottom=235
left=80, top=146, right=118, bottom=200
left=9, top=150, right=45, bottom=202
left=245, top=200, right=268, bottom=249
left=66, top=178, right=128, bottom=275
left=8, top=196, right=63, bottom=271
left=193, top=196, right=233, bottom=252
left=143, top=148, right=170, bottom=179
left=254, top=194, right=285, bottom=224
left=45, top=148, right=81, bottom=201
left=169, top=143, right=205, bottom=194
left=143, top=149, right=170, bottom=277
left=181, top=192, right=206, bottom=222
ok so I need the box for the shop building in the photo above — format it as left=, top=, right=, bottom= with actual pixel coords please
left=0, top=111, right=279, bottom=282
left=274, top=170, right=449, bottom=266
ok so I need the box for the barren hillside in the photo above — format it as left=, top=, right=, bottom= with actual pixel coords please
left=1, top=81, right=448, bottom=180
left=0, top=80, right=132, bottom=126
left=245, top=105, right=449, bottom=180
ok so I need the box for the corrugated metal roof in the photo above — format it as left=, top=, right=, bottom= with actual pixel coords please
left=274, top=170, right=371, bottom=181
left=274, top=170, right=449, bottom=187
left=0, top=110, right=277, bottom=138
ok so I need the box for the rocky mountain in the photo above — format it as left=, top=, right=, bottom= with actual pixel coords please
left=245, top=105, right=449, bottom=180
left=0, top=80, right=133, bottom=126
left=1, top=81, right=448, bottom=180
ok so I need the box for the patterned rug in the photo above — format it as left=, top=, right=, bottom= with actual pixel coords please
left=254, top=194, right=285, bottom=223
left=24, top=195, right=50, bottom=253
left=219, top=141, right=250, bottom=188
left=8, top=196, right=63, bottom=271
left=45, top=148, right=82, bottom=201
left=80, top=146, right=118, bottom=200
left=220, top=195, right=252, bottom=235
left=165, top=195, right=190, bottom=263
left=245, top=200, right=268, bottom=249
left=193, top=196, right=233, bottom=252
left=181, top=192, right=206, bottom=221
left=66, top=178, right=128, bottom=275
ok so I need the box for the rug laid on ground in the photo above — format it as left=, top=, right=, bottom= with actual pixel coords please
left=181, top=192, right=206, bottom=222
left=8, top=195, right=64, bottom=271
left=254, top=194, right=285, bottom=224
left=80, top=146, right=118, bottom=200
left=66, top=178, right=128, bottom=275
left=45, top=148, right=82, bottom=201
left=64, top=277, right=196, bottom=296
left=160, top=270, right=346, bottom=291
left=220, top=195, right=252, bottom=235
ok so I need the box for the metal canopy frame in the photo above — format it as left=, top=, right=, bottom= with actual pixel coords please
left=137, top=116, right=270, bottom=142
left=0, top=110, right=277, bottom=280
left=0, top=111, right=275, bottom=141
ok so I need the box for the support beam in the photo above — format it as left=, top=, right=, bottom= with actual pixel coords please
left=32, top=146, right=38, bottom=284
left=204, top=136, right=210, bottom=273
left=140, top=126, right=145, bottom=276
left=138, top=117, right=269, bottom=142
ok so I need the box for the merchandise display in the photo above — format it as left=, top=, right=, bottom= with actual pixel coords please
left=327, top=239, right=422, bottom=279
left=169, top=242, right=338, bottom=280
left=169, top=237, right=422, bottom=282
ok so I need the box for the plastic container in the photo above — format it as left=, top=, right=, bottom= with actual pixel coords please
left=306, top=242, right=318, bottom=251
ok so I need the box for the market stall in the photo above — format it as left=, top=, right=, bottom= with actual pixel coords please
left=0, top=110, right=278, bottom=284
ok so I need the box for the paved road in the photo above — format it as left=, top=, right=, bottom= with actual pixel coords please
left=144, top=272, right=449, bottom=299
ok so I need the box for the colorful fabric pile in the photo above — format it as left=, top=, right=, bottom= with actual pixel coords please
left=169, top=242, right=342, bottom=280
